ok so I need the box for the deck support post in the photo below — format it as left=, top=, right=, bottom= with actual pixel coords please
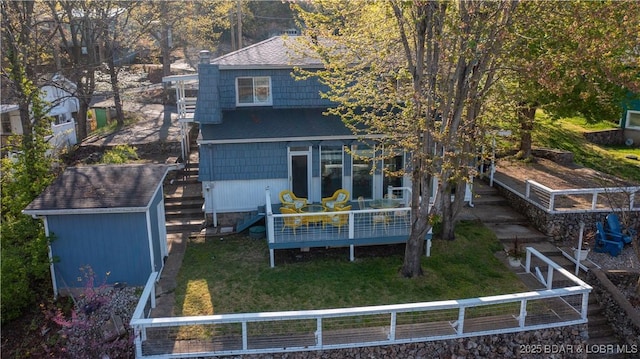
left=349, top=245, right=354, bottom=262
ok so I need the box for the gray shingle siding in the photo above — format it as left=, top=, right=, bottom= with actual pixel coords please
left=200, top=68, right=333, bottom=115
left=199, top=142, right=288, bottom=181
left=195, top=64, right=222, bottom=124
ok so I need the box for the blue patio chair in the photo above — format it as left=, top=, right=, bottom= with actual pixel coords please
left=605, top=213, right=636, bottom=244
left=594, top=222, right=623, bottom=257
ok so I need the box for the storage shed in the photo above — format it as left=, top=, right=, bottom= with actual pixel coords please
left=23, top=164, right=172, bottom=296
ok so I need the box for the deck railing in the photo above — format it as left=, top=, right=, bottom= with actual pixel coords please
left=129, top=247, right=591, bottom=358
left=524, top=180, right=640, bottom=213
left=264, top=188, right=424, bottom=267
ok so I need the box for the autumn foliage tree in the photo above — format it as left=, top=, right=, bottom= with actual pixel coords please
left=294, top=0, right=517, bottom=277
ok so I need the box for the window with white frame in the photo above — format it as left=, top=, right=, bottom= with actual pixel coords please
left=351, top=145, right=374, bottom=199
left=321, top=146, right=343, bottom=198
left=236, top=77, right=272, bottom=106
left=626, top=110, right=640, bottom=130
left=383, top=152, right=405, bottom=195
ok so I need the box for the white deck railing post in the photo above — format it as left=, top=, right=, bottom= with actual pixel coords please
left=316, top=318, right=323, bottom=347
left=456, top=307, right=465, bottom=335
left=518, top=299, right=527, bottom=327
left=242, top=321, right=248, bottom=350
left=389, top=312, right=397, bottom=340
left=265, top=188, right=276, bottom=268
left=546, top=264, right=554, bottom=290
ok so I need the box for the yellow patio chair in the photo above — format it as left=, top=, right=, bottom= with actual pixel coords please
left=280, top=207, right=305, bottom=235
left=321, top=189, right=350, bottom=210
left=279, top=190, right=307, bottom=210
left=323, top=205, right=351, bottom=234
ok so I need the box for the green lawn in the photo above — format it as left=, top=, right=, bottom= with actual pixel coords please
left=174, top=221, right=527, bottom=316
left=531, top=113, right=640, bottom=183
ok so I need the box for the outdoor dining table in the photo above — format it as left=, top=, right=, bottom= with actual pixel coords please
left=300, top=204, right=326, bottom=225
left=369, top=199, right=402, bottom=209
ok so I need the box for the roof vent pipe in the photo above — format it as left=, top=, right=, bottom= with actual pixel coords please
left=199, top=50, right=211, bottom=64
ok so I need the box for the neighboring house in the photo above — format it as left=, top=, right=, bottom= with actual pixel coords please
left=195, top=35, right=469, bottom=227
left=0, top=104, right=21, bottom=150
left=621, top=97, right=640, bottom=146
left=0, top=74, right=78, bottom=155
left=23, top=164, right=172, bottom=297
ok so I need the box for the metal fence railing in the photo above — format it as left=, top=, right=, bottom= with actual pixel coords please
left=129, top=247, right=591, bottom=358
left=524, top=180, right=640, bottom=213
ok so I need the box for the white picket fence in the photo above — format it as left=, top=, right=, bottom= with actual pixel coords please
left=129, top=247, right=591, bottom=358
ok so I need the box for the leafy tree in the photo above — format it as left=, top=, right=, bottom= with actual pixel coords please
left=132, top=1, right=231, bottom=102
left=506, top=0, right=640, bottom=158
left=1, top=5, right=57, bottom=319
left=294, top=0, right=517, bottom=277
left=45, top=0, right=106, bottom=141
left=98, top=1, right=141, bottom=126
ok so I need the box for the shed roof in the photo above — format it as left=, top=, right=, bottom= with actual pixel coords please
left=199, top=108, right=365, bottom=144
left=210, top=36, right=323, bottom=69
left=23, top=164, right=170, bottom=215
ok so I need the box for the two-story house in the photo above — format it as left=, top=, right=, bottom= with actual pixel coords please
left=195, top=36, right=412, bottom=227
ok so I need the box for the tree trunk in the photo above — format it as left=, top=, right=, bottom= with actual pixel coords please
left=401, top=228, right=425, bottom=277
left=517, top=104, right=537, bottom=159
left=440, top=180, right=467, bottom=241
left=161, top=24, right=172, bottom=105
left=400, top=166, right=432, bottom=277
left=107, top=54, right=125, bottom=126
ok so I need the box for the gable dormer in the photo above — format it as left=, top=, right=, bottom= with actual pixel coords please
left=195, top=36, right=333, bottom=125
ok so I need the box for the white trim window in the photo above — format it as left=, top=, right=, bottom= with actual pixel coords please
left=625, top=110, right=640, bottom=130
left=236, top=77, right=272, bottom=106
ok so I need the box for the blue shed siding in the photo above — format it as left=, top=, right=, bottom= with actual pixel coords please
left=47, top=212, right=152, bottom=287
left=199, top=142, right=288, bottom=181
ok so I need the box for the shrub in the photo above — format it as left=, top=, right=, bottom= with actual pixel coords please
left=47, top=267, right=138, bottom=358
left=101, top=145, right=138, bottom=164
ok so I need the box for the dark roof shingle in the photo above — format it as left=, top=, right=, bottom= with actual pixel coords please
left=23, top=164, right=170, bottom=214
left=199, top=108, right=355, bottom=142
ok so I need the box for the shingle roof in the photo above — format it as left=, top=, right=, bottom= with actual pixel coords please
left=23, top=164, right=170, bottom=214
left=211, top=36, right=323, bottom=69
left=199, top=108, right=357, bottom=143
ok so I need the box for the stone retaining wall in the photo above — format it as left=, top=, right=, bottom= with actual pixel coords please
left=493, top=184, right=605, bottom=241
left=238, top=326, right=588, bottom=359
left=583, top=129, right=625, bottom=146
left=493, top=184, right=639, bottom=241
left=587, top=270, right=640, bottom=348
left=531, top=148, right=574, bottom=165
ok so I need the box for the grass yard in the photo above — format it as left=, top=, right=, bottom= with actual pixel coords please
left=174, top=221, right=528, bottom=317
left=533, top=113, right=640, bottom=183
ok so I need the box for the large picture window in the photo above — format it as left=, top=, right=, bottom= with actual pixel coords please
left=321, top=146, right=343, bottom=198
left=236, top=77, right=272, bottom=106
